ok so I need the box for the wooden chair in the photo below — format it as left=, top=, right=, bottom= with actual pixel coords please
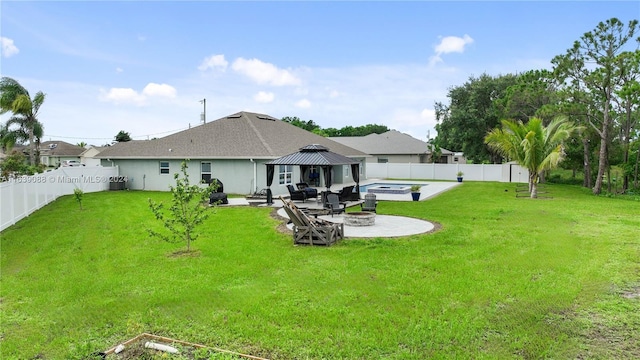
left=360, top=193, right=378, bottom=213
left=279, top=196, right=343, bottom=245
left=324, top=193, right=345, bottom=217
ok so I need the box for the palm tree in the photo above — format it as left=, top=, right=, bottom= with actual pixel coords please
left=0, top=122, right=17, bottom=154
left=484, top=116, right=579, bottom=198
left=0, top=77, right=46, bottom=166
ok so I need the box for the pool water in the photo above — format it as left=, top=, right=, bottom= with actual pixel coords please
left=360, top=183, right=426, bottom=194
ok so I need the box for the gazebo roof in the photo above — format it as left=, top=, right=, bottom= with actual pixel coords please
left=265, top=144, right=359, bottom=166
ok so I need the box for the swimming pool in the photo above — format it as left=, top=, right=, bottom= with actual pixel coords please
left=360, top=183, right=425, bottom=194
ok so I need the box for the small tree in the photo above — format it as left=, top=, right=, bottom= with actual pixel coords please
left=148, top=161, right=217, bottom=253
left=73, top=188, right=84, bottom=210
left=485, top=116, right=580, bottom=198
left=0, top=150, right=28, bottom=179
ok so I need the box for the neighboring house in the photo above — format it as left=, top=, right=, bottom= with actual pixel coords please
left=80, top=146, right=106, bottom=166
left=329, top=130, right=463, bottom=164
left=39, top=141, right=85, bottom=167
left=95, top=111, right=368, bottom=195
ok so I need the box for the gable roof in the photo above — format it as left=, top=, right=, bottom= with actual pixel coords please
left=96, top=111, right=368, bottom=159
left=329, top=130, right=452, bottom=155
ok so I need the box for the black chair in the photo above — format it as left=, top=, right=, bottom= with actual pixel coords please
left=296, top=182, right=318, bottom=199
left=337, top=185, right=358, bottom=202
left=209, top=178, right=228, bottom=205
left=287, top=184, right=307, bottom=202
left=324, top=193, right=345, bottom=217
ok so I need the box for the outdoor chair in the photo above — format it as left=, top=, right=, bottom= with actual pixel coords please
left=360, top=193, right=378, bottom=213
left=287, top=184, right=308, bottom=202
left=209, top=178, right=228, bottom=205
left=279, top=196, right=343, bottom=245
left=296, top=182, right=318, bottom=199
left=324, top=193, right=346, bottom=217
left=337, top=185, right=359, bottom=202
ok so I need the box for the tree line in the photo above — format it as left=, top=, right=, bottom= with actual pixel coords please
left=434, top=18, right=639, bottom=195
left=281, top=116, right=389, bottom=137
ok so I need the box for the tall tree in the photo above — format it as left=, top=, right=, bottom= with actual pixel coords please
left=485, top=117, right=580, bottom=198
left=494, top=69, right=560, bottom=124
left=114, top=130, right=132, bottom=142
left=434, top=73, right=518, bottom=163
left=0, top=77, right=46, bottom=166
left=552, top=18, right=640, bottom=195
left=0, top=122, right=17, bottom=154
left=612, top=50, right=640, bottom=191
left=281, top=116, right=322, bottom=132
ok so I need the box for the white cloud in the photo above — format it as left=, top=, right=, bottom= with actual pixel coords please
left=429, top=34, right=474, bottom=66
left=198, top=54, right=228, bottom=71
left=142, top=83, right=177, bottom=98
left=116, top=67, right=124, bottom=73
left=420, top=108, right=436, bottom=123
left=254, top=91, right=275, bottom=103
left=329, top=89, right=340, bottom=98
left=232, top=57, right=301, bottom=86
left=137, top=34, right=147, bottom=42
left=100, top=83, right=177, bottom=106
left=1, top=37, right=19, bottom=58
left=100, top=88, right=146, bottom=106
left=295, top=99, right=311, bottom=108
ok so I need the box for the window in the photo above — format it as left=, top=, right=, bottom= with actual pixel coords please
left=378, top=158, right=388, bottom=163
left=160, top=161, right=170, bottom=174
left=454, top=157, right=459, bottom=162
left=201, top=162, right=212, bottom=183
left=278, top=165, right=293, bottom=185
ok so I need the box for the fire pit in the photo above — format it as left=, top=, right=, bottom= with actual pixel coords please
left=343, top=211, right=376, bottom=226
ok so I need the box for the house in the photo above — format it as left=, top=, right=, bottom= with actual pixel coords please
left=95, top=111, right=368, bottom=195
left=39, top=141, right=85, bottom=167
left=329, top=130, right=463, bottom=164
left=80, top=146, right=106, bottom=166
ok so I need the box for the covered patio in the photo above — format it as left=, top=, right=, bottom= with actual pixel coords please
left=264, top=144, right=362, bottom=205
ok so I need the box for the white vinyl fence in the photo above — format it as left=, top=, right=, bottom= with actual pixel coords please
left=366, top=162, right=529, bottom=183
left=0, top=166, right=119, bottom=232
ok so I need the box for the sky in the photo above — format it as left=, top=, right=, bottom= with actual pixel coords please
left=1, top=1, right=639, bottom=146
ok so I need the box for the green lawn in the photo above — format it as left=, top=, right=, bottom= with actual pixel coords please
left=1, top=182, right=639, bottom=359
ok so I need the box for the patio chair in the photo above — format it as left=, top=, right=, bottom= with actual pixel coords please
left=287, top=184, right=308, bottom=202
left=360, top=193, right=378, bottom=213
left=279, top=196, right=343, bottom=245
left=296, top=182, right=318, bottom=199
left=337, top=185, right=358, bottom=202
left=324, top=193, right=345, bottom=217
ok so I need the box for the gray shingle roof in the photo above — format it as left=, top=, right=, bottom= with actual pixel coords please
left=329, top=130, right=452, bottom=155
left=96, top=111, right=368, bottom=159
left=39, top=141, right=85, bottom=156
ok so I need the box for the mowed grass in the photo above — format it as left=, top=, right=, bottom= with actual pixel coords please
left=1, top=182, right=639, bottom=359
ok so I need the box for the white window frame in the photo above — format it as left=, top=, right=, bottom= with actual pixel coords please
left=278, top=165, right=293, bottom=185
left=160, top=161, right=170, bottom=174
left=201, top=162, right=212, bottom=183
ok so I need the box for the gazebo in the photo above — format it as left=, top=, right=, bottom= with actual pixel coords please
left=265, top=144, right=361, bottom=205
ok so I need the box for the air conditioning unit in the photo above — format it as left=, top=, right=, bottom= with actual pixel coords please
left=49, top=144, right=57, bottom=149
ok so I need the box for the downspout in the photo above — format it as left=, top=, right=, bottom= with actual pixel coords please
left=250, top=159, right=257, bottom=193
